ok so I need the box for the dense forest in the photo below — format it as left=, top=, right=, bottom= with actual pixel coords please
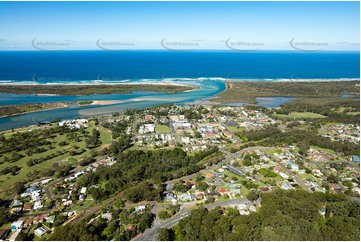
left=47, top=210, right=154, bottom=241
left=78, top=147, right=218, bottom=202
left=159, top=189, right=360, bottom=241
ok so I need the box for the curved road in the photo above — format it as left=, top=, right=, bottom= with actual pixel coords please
left=133, top=198, right=249, bottom=241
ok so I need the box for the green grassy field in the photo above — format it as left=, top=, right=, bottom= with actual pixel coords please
left=310, top=145, right=336, bottom=155
left=226, top=126, right=246, bottom=133
left=347, top=112, right=360, bottom=116
left=299, top=173, right=316, bottom=180
left=65, top=199, right=94, bottom=212
left=241, top=186, right=249, bottom=195
left=333, top=107, right=359, bottom=116
left=155, top=124, right=171, bottom=134
left=128, top=143, right=151, bottom=151
left=0, top=121, right=112, bottom=198
left=264, top=175, right=283, bottom=183
left=274, top=112, right=326, bottom=119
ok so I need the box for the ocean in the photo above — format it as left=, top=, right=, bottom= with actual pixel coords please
left=0, top=50, right=359, bottom=131
left=0, top=50, right=359, bottom=83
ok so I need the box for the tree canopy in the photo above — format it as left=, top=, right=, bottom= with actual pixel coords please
left=165, top=189, right=360, bottom=241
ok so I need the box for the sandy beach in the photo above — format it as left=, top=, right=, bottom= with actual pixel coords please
left=90, top=100, right=126, bottom=105
left=35, top=93, right=59, bottom=96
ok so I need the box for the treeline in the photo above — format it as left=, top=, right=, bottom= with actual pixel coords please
left=102, top=119, right=130, bottom=139
left=236, top=126, right=281, bottom=142
left=1, top=84, right=194, bottom=96
left=0, top=106, right=22, bottom=117
left=85, top=128, right=101, bottom=148
left=237, top=128, right=359, bottom=155
left=180, top=108, right=203, bottom=120
left=0, top=131, right=51, bottom=155
left=0, top=102, right=68, bottom=118
left=0, top=199, right=13, bottom=227
left=216, top=80, right=359, bottom=103
left=159, top=189, right=360, bottom=241
left=123, top=181, right=164, bottom=203
left=78, top=147, right=218, bottom=202
left=48, top=222, right=104, bottom=240
left=275, top=98, right=360, bottom=124
left=0, top=125, right=72, bottom=155
left=48, top=209, right=154, bottom=241
left=0, top=165, right=21, bottom=175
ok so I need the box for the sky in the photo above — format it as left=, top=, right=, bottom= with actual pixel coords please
left=0, top=1, right=359, bottom=51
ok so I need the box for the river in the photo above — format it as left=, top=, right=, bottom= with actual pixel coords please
left=0, top=79, right=226, bottom=131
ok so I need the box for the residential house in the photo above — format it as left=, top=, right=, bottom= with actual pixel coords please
left=32, top=216, right=42, bottom=225
left=11, top=221, right=23, bottom=231
left=165, top=193, right=177, bottom=202
left=281, top=182, right=291, bottom=190
left=135, top=205, right=146, bottom=212
left=34, top=227, right=47, bottom=237
left=165, top=184, right=174, bottom=191
left=11, top=200, right=22, bottom=208
left=179, top=193, right=192, bottom=201
left=352, top=155, right=360, bottom=163
left=80, top=187, right=87, bottom=194
left=23, top=218, right=33, bottom=228
left=259, top=186, right=270, bottom=192
left=23, top=204, right=32, bottom=212
left=101, top=213, right=113, bottom=221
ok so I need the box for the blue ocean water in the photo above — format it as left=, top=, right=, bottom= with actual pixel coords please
left=0, top=50, right=359, bottom=82
left=0, top=50, right=359, bottom=131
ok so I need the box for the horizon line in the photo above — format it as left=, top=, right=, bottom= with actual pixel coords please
left=0, top=49, right=359, bottom=52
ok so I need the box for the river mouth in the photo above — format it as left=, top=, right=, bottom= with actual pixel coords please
left=0, top=79, right=226, bottom=131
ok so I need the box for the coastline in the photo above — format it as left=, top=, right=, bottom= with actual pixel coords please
left=211, top=80, right=360, bottom=104
left=0, top=81, right=193, bottom=87
left=35, top=93, right=60, bottom=96
left=0, top=83, right=196, bottom=96
left=0, top=79, right=359, bottom=131
left=227, top=78, right=359, bottom=82
left=0, top=77, right=359, bottom=86
left=0, top=102, right=70, bottom=119
left=90, top=100, right=127, bottom=105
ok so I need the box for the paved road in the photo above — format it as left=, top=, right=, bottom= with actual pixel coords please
left=44, top=184, right=54, bottom=201
left=259, top=147, right=312, bottom=192
left=297, top=154, right=347, bottom=192
left=212, top=109, right=243, bottom=144
left=132, top=115, right=139, bottom=139
left=219, top=146, right=267, bottom=166
left=169, top=121, right=181, bottom=144
left=133, top=198, right=249, bottom=241
left=8, top=192, right=16, bottom=201
left=8, top=228, right=22, bottom=241
left=220, top=146, right=312, bottom=192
